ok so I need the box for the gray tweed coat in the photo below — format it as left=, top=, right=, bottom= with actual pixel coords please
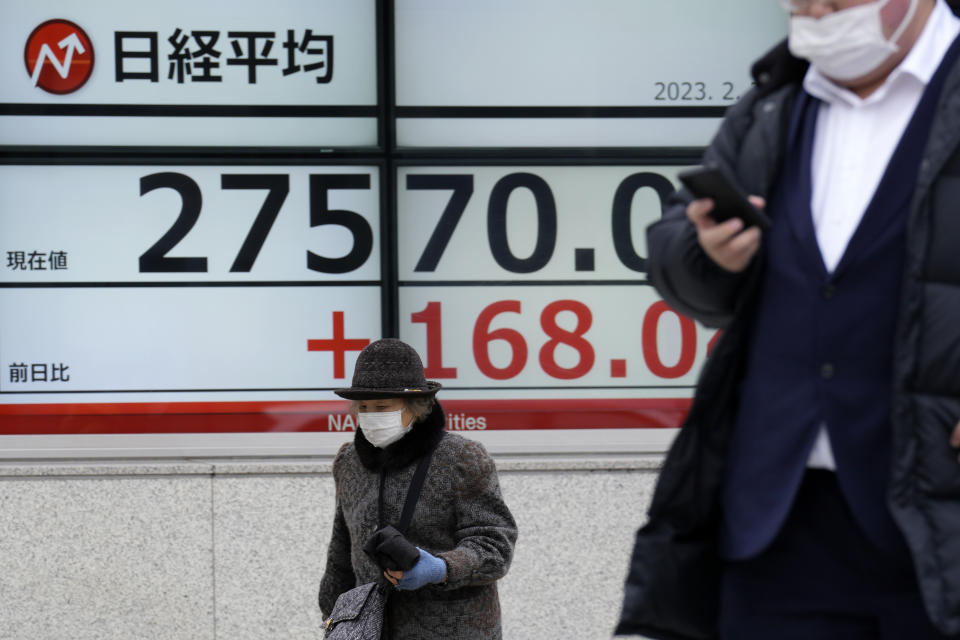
left=318, top=403, right=518, bottom=640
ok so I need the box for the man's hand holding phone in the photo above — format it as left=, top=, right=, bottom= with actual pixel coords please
left=678, top=166, right=768, bottom=273
left=686, top=195, right=765, bottom=273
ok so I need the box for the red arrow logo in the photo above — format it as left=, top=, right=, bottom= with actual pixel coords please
left=24, top=19, right=94, bottom=94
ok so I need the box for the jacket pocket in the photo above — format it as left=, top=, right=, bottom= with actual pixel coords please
left=913, top=394, right=960, bottom=496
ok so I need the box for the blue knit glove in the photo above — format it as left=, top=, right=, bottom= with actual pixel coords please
left=397, top=548, right=447, bottom=590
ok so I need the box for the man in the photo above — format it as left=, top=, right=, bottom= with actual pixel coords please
left=644, top=0, right=960, bottom=637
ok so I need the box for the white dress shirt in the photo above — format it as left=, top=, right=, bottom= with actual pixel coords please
left=800, top=0, right=960, bottom=469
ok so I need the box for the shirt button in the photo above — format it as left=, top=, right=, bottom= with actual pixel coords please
left=822, top=284, right=836, bottom=299
left=820, top=363, right=835, bottom=380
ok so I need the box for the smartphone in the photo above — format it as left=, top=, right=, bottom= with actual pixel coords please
left=677, top=166, right=771, bottom=231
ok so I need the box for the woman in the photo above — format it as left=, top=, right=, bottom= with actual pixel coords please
left=318, top=338, right=518, bottom=640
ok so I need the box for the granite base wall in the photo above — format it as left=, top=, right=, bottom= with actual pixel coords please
left=0, top=457, right=659, bottom=640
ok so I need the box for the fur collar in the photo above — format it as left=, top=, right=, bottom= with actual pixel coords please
left=354, top=402, right=447, bottom=471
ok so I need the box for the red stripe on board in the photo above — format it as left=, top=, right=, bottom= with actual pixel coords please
left=0, top=401, right=350, bottom=416
left=0, top=398, right=692, bottom=435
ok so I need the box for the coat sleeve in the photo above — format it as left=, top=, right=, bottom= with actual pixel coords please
left=318, top=447, right=356, bottom=617
left=646, top=94, right=762, bottom=329
left=435, top=439, right=518, bottom=590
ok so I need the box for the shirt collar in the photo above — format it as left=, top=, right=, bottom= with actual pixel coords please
left=803, top=0, right=960, bottom=107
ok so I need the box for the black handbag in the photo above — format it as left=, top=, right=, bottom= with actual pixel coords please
left=323, top=581, right=389, bottom=640
left=615, top=326, right=744, bottom=640
left=324, top=446, right=436, bottom=639
left=615, top=520, right=720, bottom=640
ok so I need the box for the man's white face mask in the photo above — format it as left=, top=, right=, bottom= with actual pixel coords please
left=788, top=0, right=919, bottom=81
left=358, top=408, right=411, bottom=448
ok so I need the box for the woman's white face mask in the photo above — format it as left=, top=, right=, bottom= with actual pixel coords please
left=358, top=408, right=411, bottom=448
left=788, top=0, right=919, bottom=81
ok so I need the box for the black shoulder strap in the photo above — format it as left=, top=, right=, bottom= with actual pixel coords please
left=377, top=439, right=439, bottom=533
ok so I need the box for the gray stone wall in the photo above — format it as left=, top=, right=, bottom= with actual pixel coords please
left=0, top=456, right=660, bottom=640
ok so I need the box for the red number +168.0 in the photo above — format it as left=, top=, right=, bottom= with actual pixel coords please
left=410, top=300, right=699, bottom=381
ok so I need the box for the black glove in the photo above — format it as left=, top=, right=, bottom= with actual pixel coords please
left=362, top=526, right=421, bottom=571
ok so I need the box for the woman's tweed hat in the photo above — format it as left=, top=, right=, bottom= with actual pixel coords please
left=334, top=338, right=442, bottom=400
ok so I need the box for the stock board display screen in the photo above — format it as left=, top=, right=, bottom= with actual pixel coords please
left=0, top=164, right=384, bottom=435
left=0, top=0, right=379, bottom=148
left=393, top=0, right=786, bottom=148
left=0, top=1, right=788, bottom=455
left=394, top=164, right=714, bottom=432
